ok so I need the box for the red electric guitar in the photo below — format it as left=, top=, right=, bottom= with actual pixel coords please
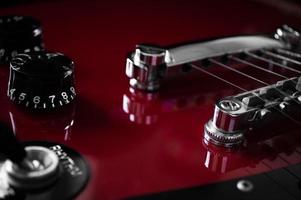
left=0, top=0, right=301, bottom=199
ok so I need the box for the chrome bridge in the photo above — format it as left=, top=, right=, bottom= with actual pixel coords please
left=125, top=25, right=301, bottom=148
left=204, top=77, right=301, bottom=147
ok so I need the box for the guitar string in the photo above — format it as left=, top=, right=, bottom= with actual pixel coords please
left=189, top=63, right=301, bottom=126
left=231, top=50, right=300, bottom=91
left=233, top=53, right=301, bottom=95
left=245, top=51, right=301, bottom=74
left=261, top=49, right=301, bottom=66
left=238, top=49, right=301, bottom=95
left=229, top=55, right=301, bottom=97
left=209, top=58, right=269, bottom=86
left=197, top=49, right=301, bottom=175
left=276, top=48, right=301, bottom=59
left=205, top=50, right=301, bottom=164
left=209, top=58, right=301, bottom=109
left=229, top=55, right=289, bottom=79
left=189, top=63, right=248, bottom=92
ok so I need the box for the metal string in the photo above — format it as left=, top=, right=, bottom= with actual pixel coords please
left=190, top=63, right=248, bottom=92
left=231, top=52, right=301, bottom=90
left=261, top=49, right=301, bottom=66
left=194, top=49, right=301, bottom=172
left=209, top=58, right=301, bottom=107
left=245, top=51, right=301, bottom=74
left=229, top=55, right=289, bottom=79
left=230, top=55, right=300, bottom=91
left=189, top=63, right=301, bottom=126
left=209, top=58, right=270, bottom=86
left=276, top=48, right=301, bottom=59
left=242, top=49, right=301, bottom=92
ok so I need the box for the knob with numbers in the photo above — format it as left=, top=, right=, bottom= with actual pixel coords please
left=0, top=15, right=44, bottom=63
left=8, top=51, right=76, bottom=110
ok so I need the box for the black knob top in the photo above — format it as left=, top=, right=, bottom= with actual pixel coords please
left=8, top=51, right=76, bottom=110
left=10, top=52, right=73, bottom=77
left=0, top=15, right=44, bottom=63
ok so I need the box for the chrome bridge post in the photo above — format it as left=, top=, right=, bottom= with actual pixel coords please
left=204, top=98, right=246, bottom=148
left=126, top=44, right=170, bottom=91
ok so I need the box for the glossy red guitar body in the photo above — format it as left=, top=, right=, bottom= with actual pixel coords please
left=1, top=0, right=301, bottom=199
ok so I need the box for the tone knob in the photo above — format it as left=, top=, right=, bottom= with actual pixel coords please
left=8, top=51, right=76, bottom=109
left=0, top=15, right=44, bottom=63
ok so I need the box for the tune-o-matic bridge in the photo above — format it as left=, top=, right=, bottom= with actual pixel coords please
left=126, top=25, right=301, bottom=148
left=205, top=77, right=301, bottom=147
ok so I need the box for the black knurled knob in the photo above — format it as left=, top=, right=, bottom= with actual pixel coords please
left=8, top=51, right=76, bottom=110
left=0, top=15, right=44, bottom=63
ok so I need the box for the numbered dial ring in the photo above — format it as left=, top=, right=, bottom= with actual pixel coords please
left=8, top=52, right=76, bottom=110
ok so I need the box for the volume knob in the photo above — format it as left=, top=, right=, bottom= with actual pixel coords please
left=0, top=15, right=44, bottom=63
left=8, top=51, right=76, bottom=109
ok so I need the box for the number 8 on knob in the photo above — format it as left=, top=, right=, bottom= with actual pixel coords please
left=8, top=51, right=76, bottom=110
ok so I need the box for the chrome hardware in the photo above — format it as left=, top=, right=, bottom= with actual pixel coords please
left=126, top=44, right=170, bottom=91
left=237, top=180, right=254, bottom=192
left=204, top=120, right=244, bottom=148
left=258, top=109, right=272, bottom=120
left=279, top=101, right=290, bottom=112
left=126, top=26, right=301, bottom=148
left=219, top=99, right=241, bottom=111
left=133, top=45, right=168, bottom=66
left=204, top=98, right=245, bottom=147
left=168, top=36, right=283, bottom=67
left=122, top=87, right=160, bottom=125
left=204, top=77, right=301, bottom=148
left=275, top=25, right=301, bottom=49
left=4, top=146, right=59, bottom=190
left=126, top=35, right=284, bottom=91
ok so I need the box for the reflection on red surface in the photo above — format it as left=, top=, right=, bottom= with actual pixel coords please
left=0, top=0, right=301, bottom=199
left=203, top=128, right=301, bottom=174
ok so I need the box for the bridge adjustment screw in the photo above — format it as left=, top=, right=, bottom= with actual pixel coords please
left=219, top=99, right=241, bottom=112
left=279, top=101, right=290, bottom=112
left=259, top=108, right=272, bottom=120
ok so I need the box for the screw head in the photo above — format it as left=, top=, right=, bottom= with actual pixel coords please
left=259, top=109, right=272, bottom=120
left=237, top=179, right=254, bottom=192
left=219, top=99, right=241, bottom=112
left=279, top=101, right=290, bottom=112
